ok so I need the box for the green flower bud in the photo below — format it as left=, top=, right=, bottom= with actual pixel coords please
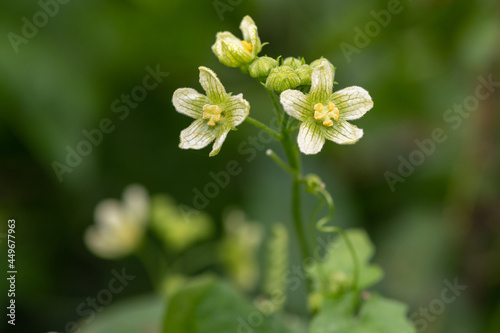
left=265, top=66, right=300, bottom=94
left=249, top=56, right=278, bottom=81
left=304, top=174, right=325, bottom=194
left=283, top=57, right=302, bottom=70
left=295, top=64, right=313, bottom=86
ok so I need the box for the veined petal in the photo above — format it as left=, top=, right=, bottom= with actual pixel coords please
left=209, top=130, right=229, bottom=157
left=179, top=119, right=218, bottom=150
left=212, top=32, right=241, bottom=60
left=222, top=40, right=254, bottom=63
left=280, top=89, right=311, bottom=121
left=332, top=86, right=373, bottom=121
left=297, top=121, right=326, bottom=155
left=214, top=31, right=241, bottom=45
left=212, top=32, right=254, bottom=68
left=309, top=61, right=334, bottom=102
left=225, top=93, right=250, bottom=127
left=199, top=67, right=227, bottom=104
left=324, top=120, right=364, bottom=144
left=240, top=16, right=261, bottom=54
left=172, top=88, right=206, bottom=119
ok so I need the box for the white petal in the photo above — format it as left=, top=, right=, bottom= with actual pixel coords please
left=94, top=199, right=124, bottom=229
left=212, top=32, right=254, bottom=68
left=84, top=226, right=127, bottom=259
left=280, top=89, right=311, bottom=121
left=240, top=15, right=261, bottom=53
left=324, top=120, right=364, bottom=144
left=297, top=121, right=325, bottom=155
left=199, top=66, right=227, bottom=104
left=332, top=86, right=373, bottom=121
left=123, top=184, right=149, bottom=225
left=309, top=61, right=334, bottom=102
left=209, top=130, right=229, bottom=157
left=179, top=119, right=217, bottom=150
left=225, top=93, right=249, bottom=127
left=172, top=88, right=206, bottom=119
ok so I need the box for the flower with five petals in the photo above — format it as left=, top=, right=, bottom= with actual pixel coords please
left=280, top=61, right=373, bottom=154
left=172, top=66, right=249, bottom=156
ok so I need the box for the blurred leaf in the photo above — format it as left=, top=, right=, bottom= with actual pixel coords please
left=308, top=229, right=384, bottom=297
left=163, top=275, right=289, bottom=333
left=151, top=194, right=213, bottom=252
left=81, top=295, right=163, bottom=333
left=310, top=292, right=415, bottom=333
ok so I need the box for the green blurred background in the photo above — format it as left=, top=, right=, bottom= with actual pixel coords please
left=1, top=0, right=499, bottom=332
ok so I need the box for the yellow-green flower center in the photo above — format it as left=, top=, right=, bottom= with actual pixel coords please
left=313, top=101, right=339, bottom=127
left=241, top=40, right=253, bottom=53
left=203, top=104, right=223, bottom=126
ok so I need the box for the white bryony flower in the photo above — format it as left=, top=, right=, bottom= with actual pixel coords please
left=172, top=66, right=249, bottom=157
left=280, top=60, right=374, bottom=154
left=84, top=184, right=149, bottom=259
left=212, top=15, right=263, bottom=70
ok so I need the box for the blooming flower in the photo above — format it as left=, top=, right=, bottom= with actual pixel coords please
left=280, top=61, right=373, bottom=154
left=212, top=15, right=263, bottom=69
left=172, top=66, right=249, bottom=156
left=84, top=184, right=149, bottom=259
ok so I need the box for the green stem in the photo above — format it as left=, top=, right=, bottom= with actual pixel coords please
left=266, top=88, right=283, bottom=124
left=266, top=149, right=295, bottom=176
left=245, top=117, right=281, bottom=140
left=315, top=188, right=360, bottom=299
left=280, top=124, right=311, bottom=264
left=136, top=239, right=163, bottom=291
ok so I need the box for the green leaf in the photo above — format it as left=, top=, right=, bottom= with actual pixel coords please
left=163, top=276, right=289, bottom=333
left=310, top=293, right=415, bottom=333
left=308, top=229, right=384, bottom=296
left=357, top=294, right=415, bottom=333
left=309, top=292, right=358, bottom=333
left=163, top=276, right=216, bottom=333
left=81, top=295, right=164, bottom=333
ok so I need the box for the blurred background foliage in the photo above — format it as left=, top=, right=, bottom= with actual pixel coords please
left=0, top=0, right=499, bottom=332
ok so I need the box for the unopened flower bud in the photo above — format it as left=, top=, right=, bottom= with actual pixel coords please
left=283, top=57, right=302, bottom=70
left=249, top=56, right=278, bottom=81
left=265, top=66, right=300, bottom=94
left=295, top=64, right=313, bottom=85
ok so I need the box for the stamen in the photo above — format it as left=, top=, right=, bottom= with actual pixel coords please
left=314, top=103, right=324, bottom=119
left=202, top=104, right=223, bottom=126
left=241, top=40, right=253, bottom=53
left=329, top=101, right=339, bottom=121
left=323, top=119, right=334, bottom=127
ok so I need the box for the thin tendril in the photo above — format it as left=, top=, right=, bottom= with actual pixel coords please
left=314, top=188, right=360, bottom=298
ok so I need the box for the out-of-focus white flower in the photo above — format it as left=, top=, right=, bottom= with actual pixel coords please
left=84, top=184, right=149, bottom=259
